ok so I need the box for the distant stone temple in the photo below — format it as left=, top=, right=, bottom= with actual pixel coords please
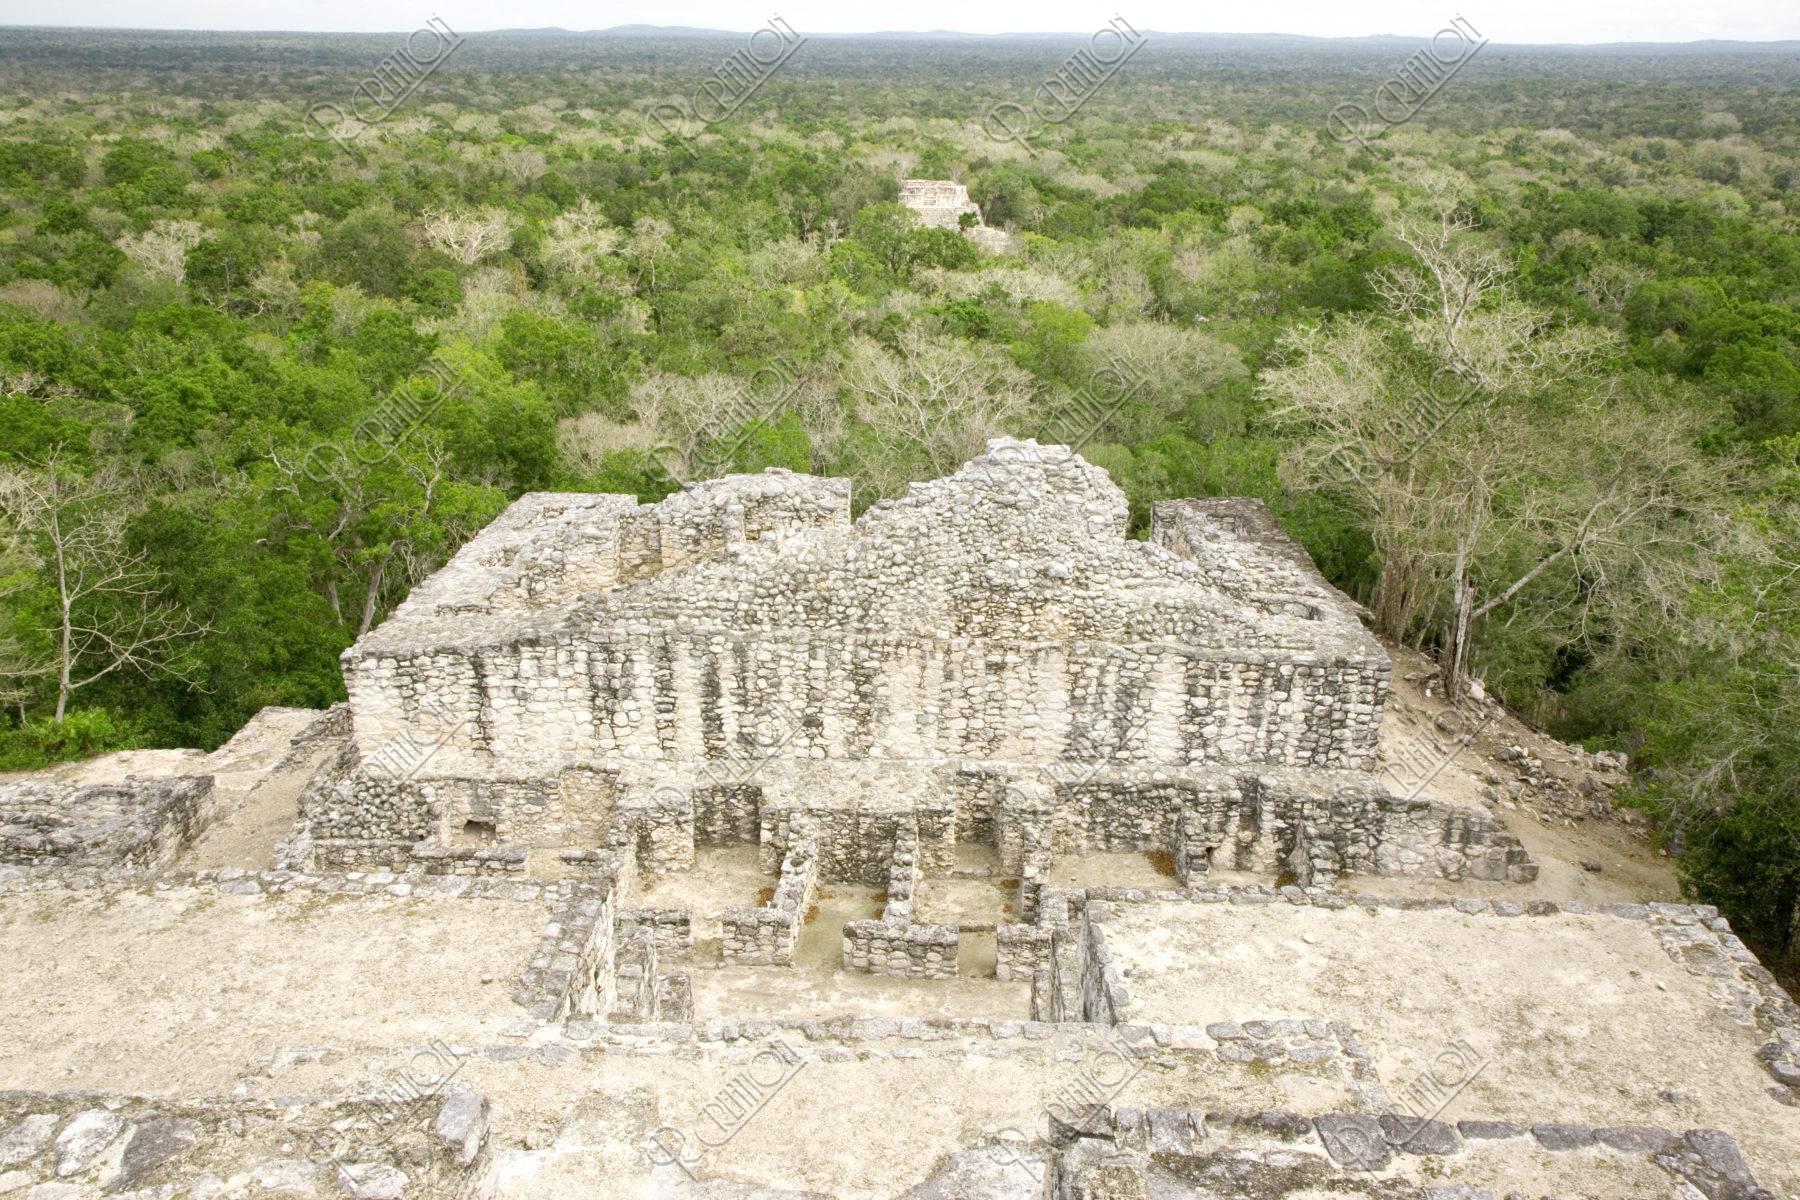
left=899, top=178, right=1013, bottom=251
left=899, top=178, right=984, bottom=229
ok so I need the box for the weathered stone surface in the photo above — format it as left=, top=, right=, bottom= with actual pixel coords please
left=54, top=1110, right=122, bottom=1177
left=1596, top=1124, right=1679, bottom=1154
left=1379, top=1114, right=1461, bottom=1156
left=338, top=1163, right=408, bottom=1199
left=0, top=1116, right=58, bottom=1168
left=107, top=1119, right=198, bottom=1190
left=1657, top=1128, right=1774, bottom=1200
left=1314, top=1114, right=1390, bottom=1170
left=433, top=1092, right=489, bottom=1167
left=1531, top=1123, right=1596, bottom=1150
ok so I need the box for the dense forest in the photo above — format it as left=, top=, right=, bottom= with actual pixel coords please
left=0, top=28, right=1795, bottom=961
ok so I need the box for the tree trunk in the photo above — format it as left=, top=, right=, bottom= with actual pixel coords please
left=54, top=605, right=72, bottom=724
left=357, top=557, right=389, bottom=639
left=1787, top=896, right=1800, bottom=976
left=1440, top=538, right=1475, bottom=702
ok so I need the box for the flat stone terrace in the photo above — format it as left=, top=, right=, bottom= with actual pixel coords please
left=0, top=877, right=547, bottom=1095
left=1, top=865, right=1794, bottom=1199
left=1088, top=888, right=1800, bottom=1196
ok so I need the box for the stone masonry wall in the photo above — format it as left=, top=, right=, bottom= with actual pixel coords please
left=0, top=776, right=214, bottom=870
left=312, top=441, right=1541, bottom=895
left=342, top=443, right=1390, bottom=793
left=722, top=839, right=817, bottom=964
left=841, top=820, right=959, bottom=978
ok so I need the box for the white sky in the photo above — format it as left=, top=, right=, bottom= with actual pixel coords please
left=5, top=0, right=1798, bottom=42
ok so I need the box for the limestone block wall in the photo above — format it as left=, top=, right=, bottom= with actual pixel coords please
left=956, top=766, right=1537, bottom=889
left=841, top=918, right=958, bottom=977
left=1078, top=900, right=1134, bottom=1024
left=345, top=630, right=1389, bottom=782
left=841, top=820, right=960, bottom=978
left=570, top=885, right=622, bottom=1021
left=721, top=839, right=817, bottom=965
left=951, top=769, right=1005, bottom=844
left=1175, top=772, right=1537, bottom=886
left=694, top=783, right=761, bottom=845
left=318, top=443, right=1556, bottom=898
left=618, top=908, right=693, bottom=955
left=757, top=800, right=954, bottom=885
left=0, top=776, right=215, bottom=870
left=879, top=820, right=923, bottom=923
left=307, top=763, right=434, bottom=844
left=995, top=921, right=1054, bottom=982
left=605, top=786, right=696, bottom=876
left=996, top=889, right=1073, bottom=990
left=409, top=843, right=528, bottom=876
left=996, top=780, right=1054, bottom=920
left=341, top=443, right=1391, bottom=794
left=615, top=472, right=851, bottom=582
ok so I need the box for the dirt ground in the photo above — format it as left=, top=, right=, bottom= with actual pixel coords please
left=1374, top=641, right=1680, bottom=902
left=180, top=712, right=340, bottom=871
left=0, top=886, right=542, bottom=1095
left=1103, top=899, right=1800, bottom=1194
left=249, top=1030, right=1701, bottom=1200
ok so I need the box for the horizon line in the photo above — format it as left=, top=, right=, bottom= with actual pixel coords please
left=1, top=22, right=1798, bottom=47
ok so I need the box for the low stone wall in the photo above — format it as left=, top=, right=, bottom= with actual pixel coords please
left=1056, top=770, right=1535, bottom=887
left=409, top=842, right=529, bottom=876
left=1064, top=1104, right=1778, bottom=1198
left=758, top=802, right=954, bottom=885
left=619, top=907, right=694, bottom=954
left=1078, top=900, right=1135, bottom=1023
left=0, top=775, right=214, bottom=870
left=841, top=918, right=958, bottom=977
left=515, top=875, right=624, bottom=1024
left=995, top=921, right=1054, bottom=982
left=841, top=822, right=959, bottom=978
left=721, top=839, right=817, bottom=965
left=0, top=1087, right=489, bottom=1198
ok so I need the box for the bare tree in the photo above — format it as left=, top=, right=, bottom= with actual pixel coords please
left=418, top=208, right=517, bottom=267
left=841, top=332, right=1033, bottom=494
left=540, top=199, right=623, bottom=286
left=630, top=368, right=839, bottom=482
left=0, top=453, right=208, bottom=722
left=114, top=219, right=205, bottom=284
left=0, top=534, right=50, bottom=721
left=1265, top=191, right=1740, bottom=701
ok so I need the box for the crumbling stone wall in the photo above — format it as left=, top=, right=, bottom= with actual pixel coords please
left=618, top=908, right=693, bottom=955
left=722, top=839, right=817, bottom=964
left=758, top=796, right=954, bottom=884
left=1078, top=900, right=1133, bottom=1023
left=1059, top=769, right=1535, bottom=887
left=0, top=1089, right=489, bottom=1198
left=341, top=443, right=1389, bottom=791
left=0, top=776, right=214, bottom=870
left=995, top=920, right=1054, bottom=982
left=841, top=821, right=959, bottom=978
left=311, top=439, right=1534, bottom=895
left=605, top=786, right=696, bottom=876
